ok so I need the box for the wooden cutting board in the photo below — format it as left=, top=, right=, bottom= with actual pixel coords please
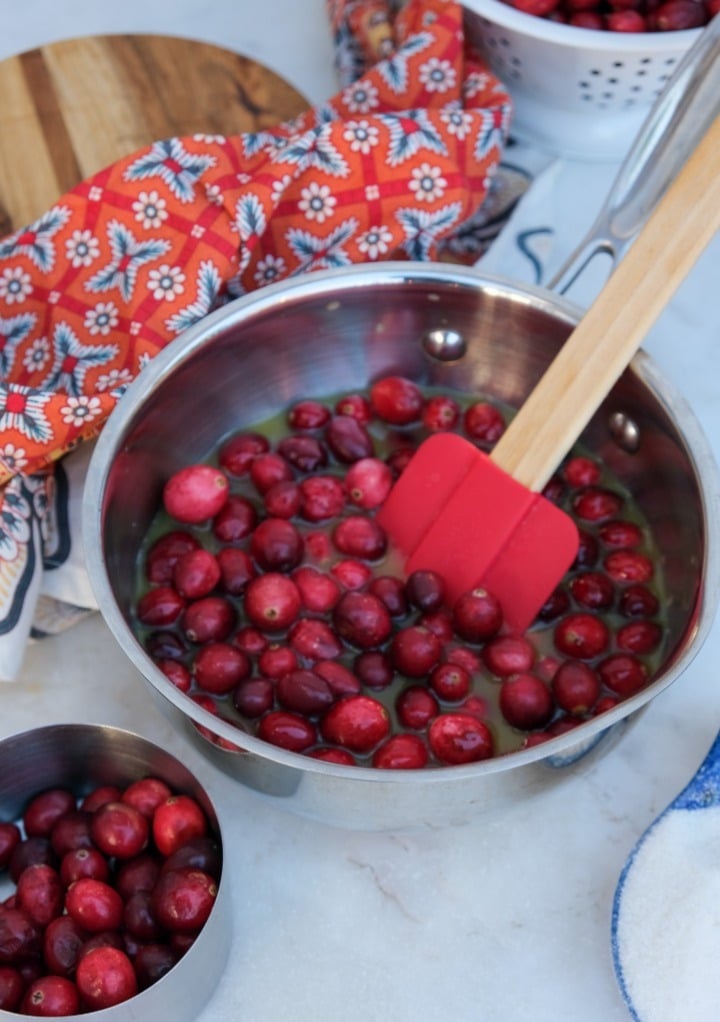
left=0, top=34, right=309, bottom=235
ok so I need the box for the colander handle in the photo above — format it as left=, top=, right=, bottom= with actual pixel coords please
left=548, top=14, right=720, bottom=296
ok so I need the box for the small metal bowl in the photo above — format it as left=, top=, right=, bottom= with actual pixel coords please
left=0, top=724, right=230, bottom=1020
left=83, top=262, right=720, bottom=831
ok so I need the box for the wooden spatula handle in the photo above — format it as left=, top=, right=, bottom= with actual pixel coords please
left=490, top=113, right=720, bottom=493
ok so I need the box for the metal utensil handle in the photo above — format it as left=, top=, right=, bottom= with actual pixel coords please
left=548, top=14, right=720, bottom=295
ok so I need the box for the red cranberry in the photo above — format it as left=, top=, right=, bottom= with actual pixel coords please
left=0, top=906, right=41, bottom=961
left=604, top=549, right=654, bottom=583
left=552, top=661, right=601, bottom=715
left=43, top=915, right=86, bottom=977
left=163, top=464, right=229, bottom=523
left=334, top=393, right=372, bottom=423
left=277, top=435, right=327, bottom=472
left=212, top=495, right=257, bottom=543
left=16, top=863, right=63, bottom=927
left=420, top=608, right=455, bottom=642
left=598, top=520, right=643, bottom=548
left=249, top=451, right=294, bottom=494
left=396, top=685, right=440, bottom=729
left=542, top=475, right=565, bottom=504
left=619, top=584, right=660, bottom=618
left=9, top=838, right=56, bottom=884
left=344, top=458, right=393, bottom=509
left=134, top=943, right=178, bottom=990
left=23, top=789, right=76, bottom=839
left=277, top=670, right=334, bottom=716
left=573, top=530, right=599, bottom=568
left=332, top=515, right=387, bottom=560
left=153, top=795, right=208, bottom=857
left=452, top=587, right=503, bottom=642
left=288, top=400, right=331, bottom=431
left=373, top=734, right=429, bottom=769
left=405, top=570, right=445, bottom=613
left=233, top=678, right=275, bottom=718
left=250, top=518, right=304, bottom=572
left=386, top=446, right=415, bottom=477
left=293, top=566, right=341, bottom=614
left=153, top=867, right=217, bottom=933
left=90, top=802, right=149, bottom=859
left=367, top=576, right=408, bottom=616
left=136, top=586, right=185, bottom=627
left=422, top=394, right=460, bottom=432
left=257, top=710, right=317, bottom=752
left=314, top=660, right=362, bottom=698
left=173, top=548, right=221, bottom=599
left=390, top=626, right=441, bottom=677
left=299, top=475, right=346, bottom=521
left=331, top=559, right=373, bottom=591
left=194, top=643, right=251, bottom=694
left=325, top=415, right=374, bottom=462
left=333, top=591, right=392, bottom=649
left=308, top=748, right=356, bottom=765
left=594, top=696, right=620, bottom=716
left=160, top=836, right=221, bottom=880
left=553, top=613, right=610, bottom=659
left=537, top=587, right=571, bottom=622
left=570, top=10, right=604, bottom=26
left=219, top=431, right=269, bottom=475
left=597, top=653, right=648, bottom=697
left=244, top=573, right=301, bottom=632
left=264, top=479, right=302, bottom=518
left=430, top=663, right=471, bottom=702
left=288, top=618, right=343, bottom=660
left=115, top=854, right=161, bottom=900
left=233, top=625, right=268, bottom=656
left=353, top=650, right=394, bottom=689
left=320, top=695, right=390, bottom=753
left=0, top=824, right=20, bottom=870
left=569, top=571, right=614, bottom=610
left=81, top=786, right=122, bottom=813
left=124, top=890, right=163, bottom=941
left=483, top=634, right=535, bottom=677
left=606, top=7, right=646, bottom=27
left=499, top=673, right=554, bottom=731
left=428, top=714, right=494, bottom=764
left=217, top=547, right=255, bottom=595
left=60, top=847, right=110, bottom=886
left=66, top=878, right=123, bottom=932
left=257, top=643, right=298, bottom=680
left=369, top=376, right=423, bottom=425
left=653, top=0, right=705, bottom=28
left=182, top=596, right=235, bottom=643
left=0, top=966, right=23, bottom=1011
left=572, top=487, right=623, bottom=522
left=21, top=975, right=80, bottom=1017
left=458, top=694, right=489, bottom=719
left=445, top=644, right=482, bottom=674
left=463, top=401, right=505, bottom=445
left=158, top=658, right=192, bottom=692
left=563, top=456, right=601, bottom=487
left=616, top=620, right=663, bottom=654
left=145, top=630, right=187, bottom=661
left=76, top=946, right=138, bottom=1010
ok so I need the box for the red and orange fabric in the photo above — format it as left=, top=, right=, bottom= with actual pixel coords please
left=0, top=0, right=512, bottom=673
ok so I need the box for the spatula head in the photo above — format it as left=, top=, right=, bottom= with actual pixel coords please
left=376, top=433, right=579, bottom=633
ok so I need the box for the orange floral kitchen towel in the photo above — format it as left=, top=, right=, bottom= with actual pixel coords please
left=0, top=0, right=512, bottom=676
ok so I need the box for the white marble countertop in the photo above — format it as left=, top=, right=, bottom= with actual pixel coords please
left=1, top=4, right=719, bottom=1021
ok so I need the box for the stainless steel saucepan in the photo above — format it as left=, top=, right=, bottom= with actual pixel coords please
left=82, top=21, right=720, bottom=830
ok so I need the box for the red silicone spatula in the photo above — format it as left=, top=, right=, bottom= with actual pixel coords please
left=377, top=111, right=720, bottom=633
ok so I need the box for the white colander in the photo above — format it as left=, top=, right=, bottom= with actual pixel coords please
left=463, top=0, right=703, bottom=160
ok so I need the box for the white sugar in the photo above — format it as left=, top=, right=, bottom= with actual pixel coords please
left=614, top=805, right=720, bottom=1022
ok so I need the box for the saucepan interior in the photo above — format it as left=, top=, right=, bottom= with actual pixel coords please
left=83, top=262, right=720, bottom=830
